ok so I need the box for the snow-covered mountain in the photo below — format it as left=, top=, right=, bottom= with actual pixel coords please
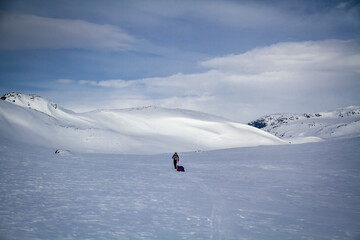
left=1, top=92, right=60, bottom=115
left=0, top=92, right=285, bottom=154
left=248, top=106, right=360, bottom=143
left=1, top=93, right=359, bottom=239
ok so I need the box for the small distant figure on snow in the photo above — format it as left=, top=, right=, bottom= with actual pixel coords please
left=172, top=152, right=179, bottom=169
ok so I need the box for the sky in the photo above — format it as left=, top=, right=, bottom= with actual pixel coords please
left=0, top=0, right=359, bottom=122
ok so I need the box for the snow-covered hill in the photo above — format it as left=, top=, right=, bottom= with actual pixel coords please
left=0, top=92, right=285, bottom=154
left=248, top=106, right=360, bottom=143
left=1, top=92, right=359, bottom=239
left=1, top=92, right=60, bottom=116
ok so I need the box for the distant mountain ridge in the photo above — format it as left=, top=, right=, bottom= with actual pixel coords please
left=0, top=92, right=285, bottom=154
left=248, top=106, right=360, bottom=143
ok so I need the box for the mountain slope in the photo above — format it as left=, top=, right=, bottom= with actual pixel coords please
left=0, top=92, right=285, bottom=154
left=248, top=106, right=360, bottom=143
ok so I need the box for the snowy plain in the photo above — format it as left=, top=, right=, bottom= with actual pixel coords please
left=0, top=136, right=359, bottom=239
left=0, top=93, right=360, bottom=239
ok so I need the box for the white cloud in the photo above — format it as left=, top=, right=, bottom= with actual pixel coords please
left=79, top=80, right=135, bottom=88
left=0, top=13, right=136, bottom=50
left=60, top=39, right=360, bottom=122
left=57, top=79, right=74, bottom=84
left=200, top=39, right=360, bottom=74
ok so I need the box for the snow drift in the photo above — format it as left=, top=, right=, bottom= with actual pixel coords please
left=0, top=92, right=285, bottom=154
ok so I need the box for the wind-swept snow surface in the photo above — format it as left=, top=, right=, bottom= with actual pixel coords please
left=0, top=137, right=359, bottom=239
left=0, top=93, right=284, bottom=154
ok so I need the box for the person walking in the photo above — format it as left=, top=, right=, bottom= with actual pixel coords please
left=172, top=152, right=179, bottom=169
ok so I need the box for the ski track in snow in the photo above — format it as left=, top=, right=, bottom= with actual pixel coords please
left=0, top=137, right=360, bottom=239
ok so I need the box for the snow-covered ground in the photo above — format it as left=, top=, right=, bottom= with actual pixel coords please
left=248, top=106, right=360, bottom=144
left=0, top=93, right=285, bottom=154
left=0, top=136, right=359, bottom=240
left=1, top=92, right=359, bottom=239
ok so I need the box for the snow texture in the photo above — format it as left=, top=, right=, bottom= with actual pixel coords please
left=0, top=136, right=359, bottom=239
left=248, top=106, right=360, bottom=144
left=0, top=92, right=285, bottom=154
left=1, top=92, right=359, bottom=239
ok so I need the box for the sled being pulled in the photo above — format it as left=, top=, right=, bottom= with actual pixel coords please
left=176, top=166, right=185, bottom=172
